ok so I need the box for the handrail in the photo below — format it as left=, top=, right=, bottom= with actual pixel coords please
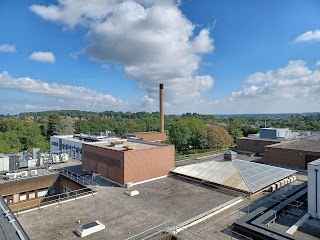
left=10, top=187, right=95, bottom=214
left=53, top=168, right=98, bottom=190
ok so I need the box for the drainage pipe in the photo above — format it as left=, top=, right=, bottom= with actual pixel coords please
left=316, top=169, right=318, bottom=214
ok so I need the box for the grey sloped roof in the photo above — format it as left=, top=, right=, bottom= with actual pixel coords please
left=171, top=160, right=296, bottom=194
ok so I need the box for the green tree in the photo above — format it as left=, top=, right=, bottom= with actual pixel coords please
left=206, top=125, right=233, bottom=149
left=47, top=114, right=61, bottom=138
left=188, top=117, right=207, bottom=150
left=57, top=118, right=75, bottom=135
left=226, top=125, right=243, bottom=143
left=169, top=119, right=191, bottom=152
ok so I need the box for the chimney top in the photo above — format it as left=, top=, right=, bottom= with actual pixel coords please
left=159, top=83, right=163, bottom=89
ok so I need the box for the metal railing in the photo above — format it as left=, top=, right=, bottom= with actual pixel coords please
left=11, top=187, right=95, bottom=214
left=0, top=195, right=30, bottom=239
left=53, top=168, right=98, bottom=191
left=125, top=221, right=210, bottom=240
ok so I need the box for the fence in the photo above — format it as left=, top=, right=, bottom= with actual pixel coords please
left=11, top=187, right=95, bottom=214
left=125, top=221, right=210, bottom=240
left=124, top=177, right=307, bottom=240
left=53, top=168, right=98, bottom=191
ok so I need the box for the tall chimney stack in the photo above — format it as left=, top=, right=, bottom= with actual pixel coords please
left=159, top=83, right=164, bottom=133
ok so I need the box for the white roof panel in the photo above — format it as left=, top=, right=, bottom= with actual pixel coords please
left=171, top=159, right=297, bottom=194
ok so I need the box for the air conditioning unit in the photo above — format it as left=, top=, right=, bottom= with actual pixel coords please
left=52, top=155, right=60, bottom=163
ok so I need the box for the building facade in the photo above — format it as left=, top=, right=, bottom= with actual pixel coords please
left=50, top=132, right=117, bottom=159
left=308, top=159, right=320, bottom=219
left=265, top=140, right=320, bottom=169
left=237, top=137, right=282, bottom=154
left=259, top=128, right=290, bottom=140
left=82, top=140, right=175, bottom=186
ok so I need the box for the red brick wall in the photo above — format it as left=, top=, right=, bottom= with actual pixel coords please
left=123, top=145, right=175, bottom=184
left=82, top=143, right=125, bottom=184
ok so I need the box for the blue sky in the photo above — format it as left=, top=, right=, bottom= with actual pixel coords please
left=1, top=0, right=320, bottom=115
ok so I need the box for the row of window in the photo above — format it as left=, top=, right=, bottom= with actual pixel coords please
left=3, top=187, right=51, bottom=204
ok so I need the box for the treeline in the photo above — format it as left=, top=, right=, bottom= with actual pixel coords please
left=0, top=118, right=48, bottom=153
left=1, top=110, right=320, bottom=154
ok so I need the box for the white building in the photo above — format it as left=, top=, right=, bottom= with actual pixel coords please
left=50, top=131, right=118, bottom=160
left=308, top=159, right=320, bottom=219
left=0, top=154, right=10, bottom=172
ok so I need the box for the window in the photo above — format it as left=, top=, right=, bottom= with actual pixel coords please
left=49, top=187, right=56, bottom=195
left=29, top=191, right=35, bottom=199
left=20, top=192, right=27, bottom=201
left=37, top=189, right=48, bottom=197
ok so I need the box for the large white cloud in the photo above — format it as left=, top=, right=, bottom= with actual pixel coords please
left=294, top=29, right=320, bottom=42
left=0, top=44, right=16, bottom=53
left=0, top=71, right=126, bottom=109
left=28, top=51, right=56, bottom=63
left=231, top=60, right=320, bottom=101
left=30, top=0, right=214, bottom=104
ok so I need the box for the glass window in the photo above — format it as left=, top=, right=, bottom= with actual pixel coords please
left=20, top=193, right=27, bottom=201
left=37, top=189, right=48, bottom=197
left=29, top=192, right=36, bottom=199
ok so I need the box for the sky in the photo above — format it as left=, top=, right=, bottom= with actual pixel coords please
left=1, top=0, right=320, bottom=115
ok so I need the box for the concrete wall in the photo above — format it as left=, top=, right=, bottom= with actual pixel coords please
left=0, top=174, right=59, bottom=196
left=0, top=174, right=90, bottom=212
left=82, top=144, right=125, bottom=184
left=265, top=146, right=320, bottom=169
left=123, top=145, right=175, bottom=184
left=308, top=160, right=320, bottom=219
left=237, top=138, right=281, bottom=154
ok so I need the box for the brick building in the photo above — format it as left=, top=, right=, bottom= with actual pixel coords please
left=82, top=140, right=175, bottom=186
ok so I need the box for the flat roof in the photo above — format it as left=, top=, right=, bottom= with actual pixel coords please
left=238, top=137, right=282, bottom=142
left=51, top=135, right=118, bottom=143
left=266, top=139, right=320, bottom=152
left=17, top=170, right=237, bottom=240
left=84, top=140, right=168, bottom=151
left=260, top=128, right=289, bottom=130
left=133, top=131, right=164, bottom=135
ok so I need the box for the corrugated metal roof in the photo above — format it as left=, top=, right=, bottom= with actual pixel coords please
left=171, top=160, right=296, bottom=194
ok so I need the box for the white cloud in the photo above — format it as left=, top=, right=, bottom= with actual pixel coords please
left=28, top=51, right=56, bottom=63
left=30, top=0, right=214, bottom=104
left=316, top=60, right=320, bottom=66
left=294, top=29, right=320, bottom=42
left=0, top=44, right=16, bottom=53
left=245, top=60, right=311, bottom=83
left=0, top=71, right=126, bottom=109
left=230, top=60, right=320, bottom=101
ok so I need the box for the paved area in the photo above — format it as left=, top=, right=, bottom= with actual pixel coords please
left=294, top=218, right=320, bottom=239
left=17, top=174, right=237, bottom=240
left=183, top=180, right=309, bottom=240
